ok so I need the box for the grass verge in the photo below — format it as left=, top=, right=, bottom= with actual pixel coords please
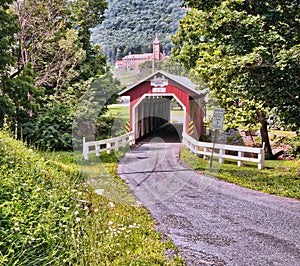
left=180, top=147, right=300, bottom=199
left=107, top=104, right=130, bottom=120
left=0, top=130, right=184, bottom=265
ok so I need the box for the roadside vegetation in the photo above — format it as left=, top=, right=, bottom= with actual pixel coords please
left=172, top=0, right=300, bottom=159
left=1, top=0, right=299, bottom=263
left=0, top=130, right=184, bottom=265
left=181, top=148, right=300, bottom=200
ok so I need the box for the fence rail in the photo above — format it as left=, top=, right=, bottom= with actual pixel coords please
left=182, top=132, right=265, bottom=169
left=83, top=132, right=135, bottom=160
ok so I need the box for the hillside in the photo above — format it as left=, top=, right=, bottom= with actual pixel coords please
left=0, top=130, right=184, bottom=265
left=92, top=0, right=185, bottom=63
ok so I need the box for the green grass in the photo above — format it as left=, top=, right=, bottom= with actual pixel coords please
left=269, top=129, right=297, bottom=138
left=107, top=104, right=130, bottom=120
left=181, top=147, right=300, bottom=199
left=170, top=110, right=184, bottom=117
left=0, top=130, right=184, bottom=265
left=112, top=69, right=139, bottom=86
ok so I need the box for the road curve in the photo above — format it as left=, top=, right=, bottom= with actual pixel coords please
left=117, top=127, right=300, bottom=266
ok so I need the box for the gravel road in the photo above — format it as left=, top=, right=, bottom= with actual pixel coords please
left=117, top=124, right=300, bottom=266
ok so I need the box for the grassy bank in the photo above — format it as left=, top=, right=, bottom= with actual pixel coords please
left=181, top=147, right=300, bottom=199
left=112, top=69, right=139, bottom=86
left=0, top=130, right=184, bottom=265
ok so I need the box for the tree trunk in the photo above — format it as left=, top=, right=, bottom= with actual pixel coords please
left=258, top=111, right=273, bottom=159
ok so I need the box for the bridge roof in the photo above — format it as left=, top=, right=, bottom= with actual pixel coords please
left=119, top=70, right=207, bottom=97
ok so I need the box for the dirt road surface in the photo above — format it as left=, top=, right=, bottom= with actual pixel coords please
left=117, top=124, right=300, bottom=266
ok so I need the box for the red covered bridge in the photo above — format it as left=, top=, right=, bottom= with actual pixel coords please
left=119, top=70, right=208, bottom=141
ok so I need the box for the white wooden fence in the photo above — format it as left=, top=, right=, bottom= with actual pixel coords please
left=182, top=132, right=265, bottom=169
left=83, top=132, right=135, bottom=160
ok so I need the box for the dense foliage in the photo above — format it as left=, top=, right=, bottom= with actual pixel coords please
left=0, top=130, right=184, bottom=265
left=172, top=0, right=300, bottom=158
left=0, top=0, right=20, bottom=126
left=92, top=0, right=185, bottom=62
left=0, top=0, right=124, bottom=150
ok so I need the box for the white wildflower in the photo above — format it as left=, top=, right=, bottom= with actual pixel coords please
left=95, top=189, right=104, bottom=195
left=108, top=202, right=115, bottom=208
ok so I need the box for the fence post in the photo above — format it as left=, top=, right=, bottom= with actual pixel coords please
left=114, top=138, right=119, bottom=152
left=238, top=151, right=244, bottom=167
left=130, top=132, right=135, bottom=145
left=83, top=137, right=89, bottom=160
left=106, top=142, right=111, bottom=154
left=204, top=147, right=208, bottom=160
left=219, top=149, right=224, bottom=163
left=95, top=144, right=99, bottom=157
left=258, top=143, right=265, bottom=170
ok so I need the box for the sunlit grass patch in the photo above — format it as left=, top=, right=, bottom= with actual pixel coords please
left=0, top=130, right=184, bottom=265
left=181, top=147, right=300, bottom=199
left=107, top=104, right=130, bottom=119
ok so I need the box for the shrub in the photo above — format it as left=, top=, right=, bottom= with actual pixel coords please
left=279, top=134, right=300, bottom=159
left=21, top=103, right=74, bottom=151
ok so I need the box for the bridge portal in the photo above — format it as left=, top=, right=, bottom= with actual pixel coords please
left=119, top=70, right=207, bottom=141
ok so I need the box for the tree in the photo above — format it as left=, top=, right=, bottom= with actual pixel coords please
left=72, top=71, right=122, bottom=149
left=172, top=0, right=300, bottom=158
left=13, top=0, right=86, bottom=93
left=6, top=0, right=111, bottom=150
left=0, top=0, right=17, bottom=73
left=0, top=0, right=19, bottom=125
left=12, top=0, right=109, bottom=90
left=68, top=0, right=108, bottom=80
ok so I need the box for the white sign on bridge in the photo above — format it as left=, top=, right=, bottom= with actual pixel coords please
left=212, top=108, right=225, bottom=130
left=152, top=87, right=166, bottom=93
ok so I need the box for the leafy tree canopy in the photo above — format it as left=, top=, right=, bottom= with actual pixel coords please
left=172, top=0, right=300, bottom=158
left=0, top=0, right=122, bottom=150
left=0, top=0, right=19, bottom=123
